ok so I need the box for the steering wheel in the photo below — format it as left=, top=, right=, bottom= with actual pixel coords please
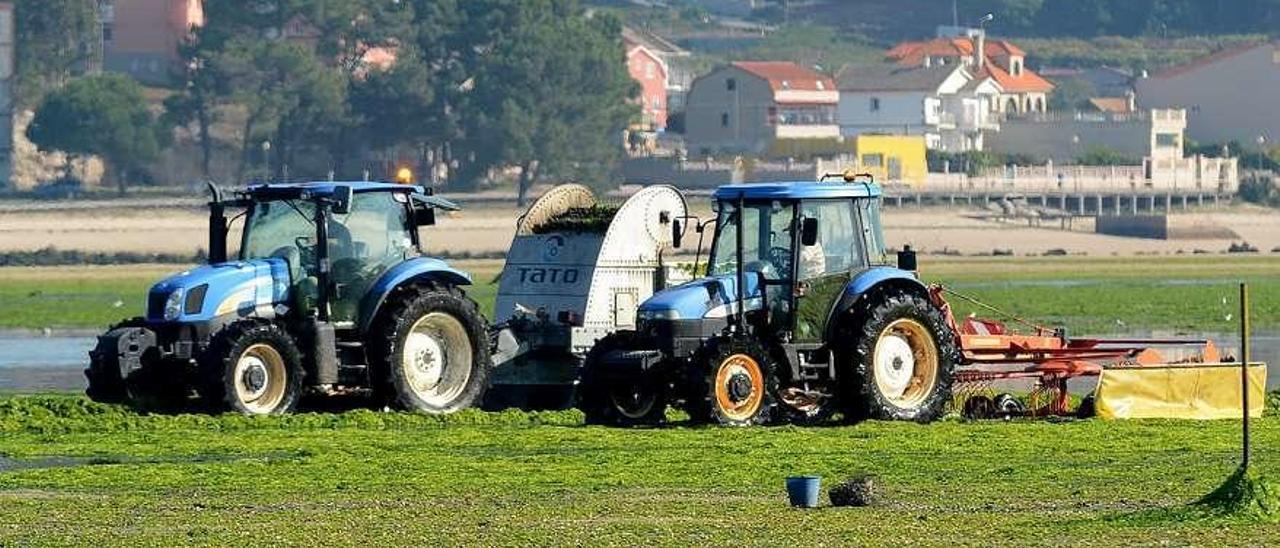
left=294, top=236, right=317, bottom=270
left=767, top=246, right=792, bottom=275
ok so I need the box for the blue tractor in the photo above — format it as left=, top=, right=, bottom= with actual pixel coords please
left=85, top=181, right=490, bottom=415
left=577, top=173, right=959, bottom=426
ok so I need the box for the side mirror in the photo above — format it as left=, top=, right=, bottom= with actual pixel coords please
left=331, top=185, right=353, bottom=215
left=672, top=219, right=683, bottom=248
left=414, top=205, right=437, bottom=227
left=800, top=217, right=819, bottom=246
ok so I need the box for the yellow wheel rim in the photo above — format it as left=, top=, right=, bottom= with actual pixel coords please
left=233, top=343, right=288, bottom=414
left=872, top=318, right=940, bottom=408
left=714, top=353, right=764, bottom=421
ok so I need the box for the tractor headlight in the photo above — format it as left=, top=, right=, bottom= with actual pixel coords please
left=637, top=309, right=680, bottom=321
left=163, top=289, right=185, bottom=321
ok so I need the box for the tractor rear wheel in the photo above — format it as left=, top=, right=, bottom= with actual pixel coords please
left=198, top=321, right=304, bottom=415
left=686, top=338, right=778, bottom=426
left=371, top=282, right=490, bottom=413
left=578, top=332, right=668, bottom=426
left=843, top=289, right=957, bottom=422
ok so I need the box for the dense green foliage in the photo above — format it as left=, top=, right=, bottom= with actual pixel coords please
left=12, top=0, right=99, bottom=110
left=26, top=74, right=168, bottom=195
left=926, top=150, right=1043, bottom=176
left=167, top=0, right=636, bottom=194
left=963, top=0, right=1280, bottom=38
left=1, top=395, right=1278, bottom=544
left=1075, top=145, right=1139, bottom=166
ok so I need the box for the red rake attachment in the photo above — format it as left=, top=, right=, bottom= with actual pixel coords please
left=928, top=285, right=1221, bottom=418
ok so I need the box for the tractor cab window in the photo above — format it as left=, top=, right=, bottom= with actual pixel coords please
left=709, top=200, right=795, bottom=283
left=327, top=192, right=415, bottom=322
left=860, top=198, right=888, bottom=264
left=241, top=199, right=318, bottom=280
left=798, top=199, right=861, bottom=278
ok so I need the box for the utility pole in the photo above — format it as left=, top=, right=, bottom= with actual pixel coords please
left=1239, top=283, right=1251, bottom=470
left=952, top=0, right=959, bottom=27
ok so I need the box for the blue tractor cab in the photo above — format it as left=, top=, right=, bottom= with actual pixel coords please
left=577, top=172, right=958, bottom=425
left=87, top=181, right=491, bottom=415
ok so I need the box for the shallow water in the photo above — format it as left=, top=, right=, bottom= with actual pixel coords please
left=0, top=333, right=1276, bottom=392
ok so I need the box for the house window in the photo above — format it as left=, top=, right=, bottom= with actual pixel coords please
left=645, top=62, right=655, bottom=79
left=101, top=23, right=114, bottom=45
left=1011, top=59, right=1022, bottom=76
left=1006, top=98, right=1018, bottom=112
left=1156, top=133, right=1179, bottom=148
left=862, top=153, right=884, bottom=168
left=870, top=97, right=881, bottom=111
left=721, top=113, right=730, bottom=127
left=726, top=78, right=736, bottom=91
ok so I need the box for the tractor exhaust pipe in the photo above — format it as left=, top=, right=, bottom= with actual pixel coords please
left=897, top=245, right=917, bottom=272
left=206, top=181, right=227, bottom=264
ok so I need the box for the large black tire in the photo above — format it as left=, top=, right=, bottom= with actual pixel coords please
left=841, top=288, right=957, bottom=423
left=85, top=317, right=146, bottom=404
left=685, top=338, right=778, bottom=426
left=578, top=332, right=668, bottom=427
left=197, top=321, right=304, bottom=415
left=370, top=282, right=490, bottom=413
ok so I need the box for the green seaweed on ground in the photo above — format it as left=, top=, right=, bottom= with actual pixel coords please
left=1195, top=466, right=1280, bottom=522
left=530, top=204, right=621, bottom=234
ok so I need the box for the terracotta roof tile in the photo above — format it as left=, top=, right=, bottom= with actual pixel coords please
left=887, top=36, right=1052, bottom=93
left=732, top=61, right=836, bottom=92
left=979, top=62, right=1054, bottom=93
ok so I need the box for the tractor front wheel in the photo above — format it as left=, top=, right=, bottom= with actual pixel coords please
left=578, top=332, right=668, bottom=426
left=372, top=282, right=490, bottom=413
left=843, top=289, right=957, bottom=422
left=198, top=321, right=304, bottom=415
left=687, top=339, right=777, bottom=426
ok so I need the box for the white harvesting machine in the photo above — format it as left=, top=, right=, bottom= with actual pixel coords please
left=484, top=184, right=689, bottom=409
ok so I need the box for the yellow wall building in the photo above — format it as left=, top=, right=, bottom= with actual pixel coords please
left=851, top=135, right=928, bottom=187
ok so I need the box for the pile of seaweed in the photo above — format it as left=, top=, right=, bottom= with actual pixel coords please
left=1194, top=466, right=1279, bottom=522
left=530, top=204, right=621, bottom=234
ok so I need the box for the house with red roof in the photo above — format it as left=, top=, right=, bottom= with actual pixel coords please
left=1136, top=41, right=1280, bottom=145
left=625, top=45, right=669, bottom=130
left=684, top=61, right=839, bottom=155
left=887, top=30, right=1053, bottom=116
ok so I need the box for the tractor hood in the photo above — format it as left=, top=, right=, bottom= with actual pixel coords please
left=146, top=258, right=291, bottom=323
left=636, top=274, right=763, bottom=321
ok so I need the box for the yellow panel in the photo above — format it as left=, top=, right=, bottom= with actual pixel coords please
left=1095, top=363, right=1267, bottom=420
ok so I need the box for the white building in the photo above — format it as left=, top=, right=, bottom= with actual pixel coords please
left=837, top=63, right=1000, bottom=152
left=887, top=29, right=1054, bottom=116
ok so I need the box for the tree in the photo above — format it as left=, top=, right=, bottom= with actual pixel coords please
left=27, top=74, right=166, bottom=195
left=13, top=0, right=100, bottom=109
left=460, top=0, right=639, bottom=205
left=211, top=38, right=345, bottom=181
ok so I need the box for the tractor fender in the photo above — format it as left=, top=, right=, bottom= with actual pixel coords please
left=357, top=257, right=473, bottom=332
left=823, top=266, right=928, bottom=342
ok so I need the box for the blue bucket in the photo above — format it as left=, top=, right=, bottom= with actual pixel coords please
left=785, top=475, right=821, bottom=508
